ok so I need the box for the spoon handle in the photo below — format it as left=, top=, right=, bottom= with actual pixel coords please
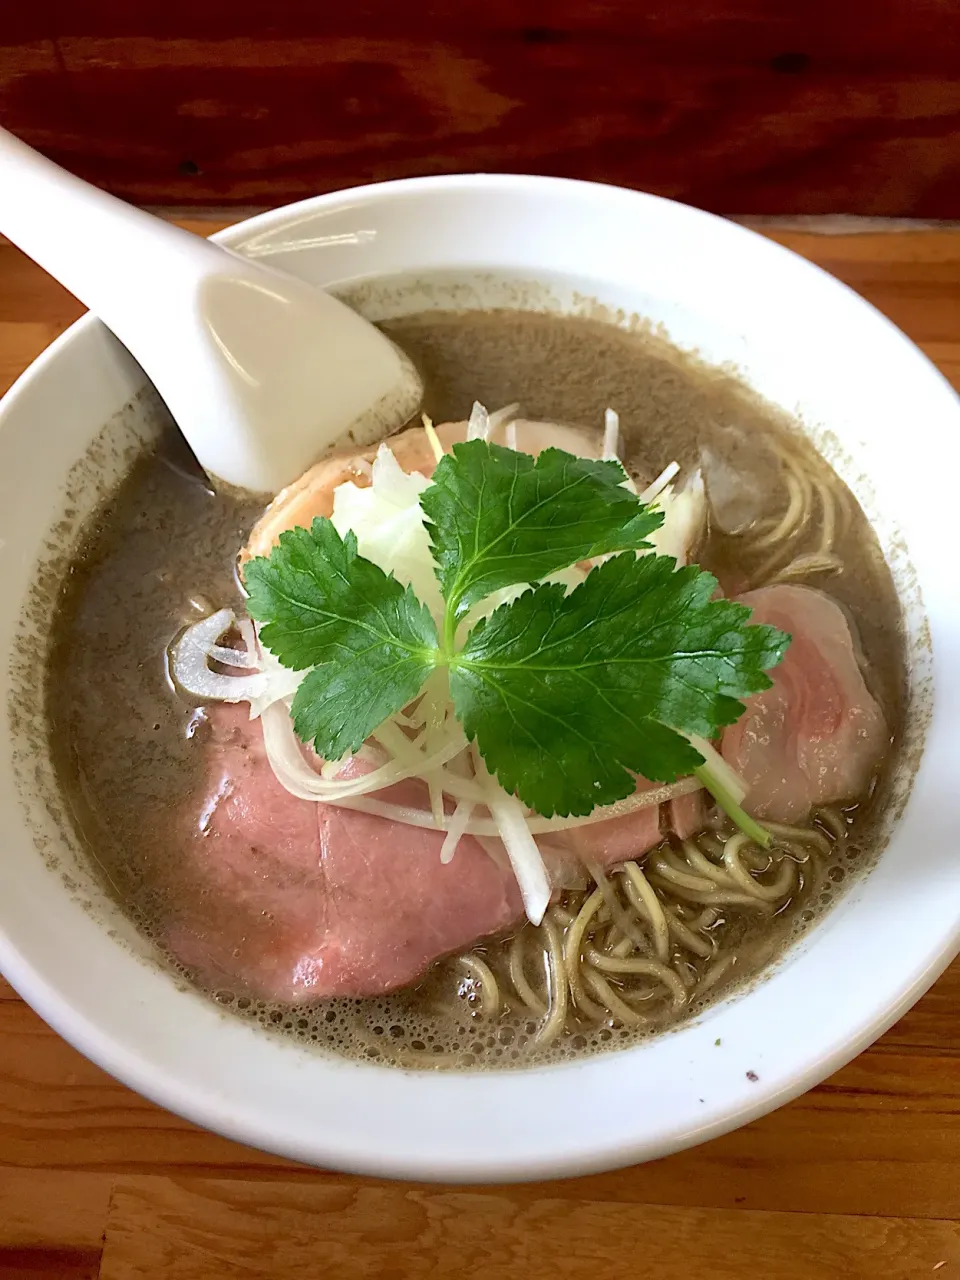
left=0, top=127, right=222, bottom=330
left=0, top=129, right=422, bottom=493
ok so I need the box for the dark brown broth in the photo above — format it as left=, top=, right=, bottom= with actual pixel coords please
left=44, top=306, right=905, bottom=1068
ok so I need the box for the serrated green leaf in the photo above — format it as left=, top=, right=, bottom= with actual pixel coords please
left=449, top=553, right=789, bottom=817
left=245, top=518, right=438, bottom=758
left=420, top=441, right=663, bottom=622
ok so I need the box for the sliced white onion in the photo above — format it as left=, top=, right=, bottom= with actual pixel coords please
left=648, top=469, right=706, bottom=565
left=370, top=442, right=426, bottom=505
left=487, top=402, right=520, bottom=437
left=258, top=711, right=703, bottom=837
left=259, top=701, right=467, bottom=802
left=427, top=777, right=445, bottom=827
left=505, top=421, right=518, bottom=451
left=170, top=608, right=267, bottom=703
left=467, top=401, right=491, bottom=441
left=527, top=776, right=702, bottom=833
left=466, top=748, right=551, bottom=923
left=272, top=774, right=702, bottom=840
left=330, top=445, right=442, bottom=619
left=602, top=407, right=620, bottom=461
left=421, top=414, right=444, bottom=463
left=207, top=642, right=257, bottom=669
left=417, top=757, right=701, bottom=829
left=394, top=702, right=426, bottom=730
left=486, top=787, right=551, bottom=925
left=248, top=672, right=305, bottom=717
left=373, top=715, right=434, bottom=766
left=475, top=834, right=511, bottom=872
left=638, top=460, right=680, bottom=505
left=440, top=800, right=475, bottom=863
left=378, top=714, right=464, bottom=833
left=312, top=792, right=460, bottom=828
left=236, top=615, right=258, bottom=658
left=246, top=644, right=306, bottom=718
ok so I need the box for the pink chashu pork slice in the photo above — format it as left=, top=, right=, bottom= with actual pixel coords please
left=166, top=704, right=521, bottom=1003
left=721, top=584, right=890, bottom=823
left=165, top=705, right=695, bottom=1003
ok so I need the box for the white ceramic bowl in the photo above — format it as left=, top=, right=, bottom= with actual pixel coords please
left=1, top=176, right=958, bottom=1182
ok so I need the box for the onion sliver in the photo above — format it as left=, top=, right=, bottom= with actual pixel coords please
left=485, top=786, right=551, bottom=925
left=283, top=777, right=701, bottom=838
left=171, top=608, right=267, bottom=702
left=247, top=653, right=306, bottom=718
left=208, top=643, right=257, bottom=669
left=466, top=401, right=491, bottom=441
left=638, top=460, right=681, bottom=505
left=260, top=700, right=467, bottom=802
left=440, top=800, right=475, bottom=864
left=532, top=774, right=702, bottom=831
left=260, top=712, right=703, bottom=834
left=487, top=402, right=519, bottom=436
left=602, top=407, right=620, bottom=461
left=236, top=615, right=258, bottom=658
left=438, top=769, right=702, bottom=835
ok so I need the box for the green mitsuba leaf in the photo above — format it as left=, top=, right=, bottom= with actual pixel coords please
left=420, top=441, right=663, bottom=621
left=448, top=552, right=789, bottom=817
left=245, top=518, right=439, bottom=759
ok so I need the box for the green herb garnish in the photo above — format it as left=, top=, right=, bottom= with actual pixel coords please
left=245, top=440, right=789, bottom=826
left=247, top=519, right=438, bottom=761
left=421, top=442, right=663, bottom=648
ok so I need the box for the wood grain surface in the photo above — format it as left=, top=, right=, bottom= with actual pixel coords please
left=1, top=219, right=959, bottom=1278
left=2, top=2, right=960, bottom=215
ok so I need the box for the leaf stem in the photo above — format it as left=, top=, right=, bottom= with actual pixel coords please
left=442, top=603, right=458, bottom=656
left=694, top=762, right=772, bottom=849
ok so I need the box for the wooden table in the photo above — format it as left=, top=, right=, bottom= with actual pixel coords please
left=1, top=219, right=959, bottom=1280
left=5, top=3, right=960, bottom=218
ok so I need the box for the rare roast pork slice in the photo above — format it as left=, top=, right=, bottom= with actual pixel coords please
left=721, top=584, right=889, bottom=824
left=166, top=706, right=695, bottom=1002
left=166, top=705, right=522, bottom=1002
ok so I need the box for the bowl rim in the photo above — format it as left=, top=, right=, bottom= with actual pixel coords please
left=2, top=172, right=959, bottom=1183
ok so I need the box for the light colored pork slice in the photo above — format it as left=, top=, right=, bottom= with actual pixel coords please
left=240, top=417, right=601, bottom=564
left=166, top=705, right=523, bottom=1002
left=721, top=584, right=889, bottom=824
left=553, top=780, right=706, bottom=871
left=167, top=706, right=703, bottom=1002
left=668, top=790, right=709, bottom=840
